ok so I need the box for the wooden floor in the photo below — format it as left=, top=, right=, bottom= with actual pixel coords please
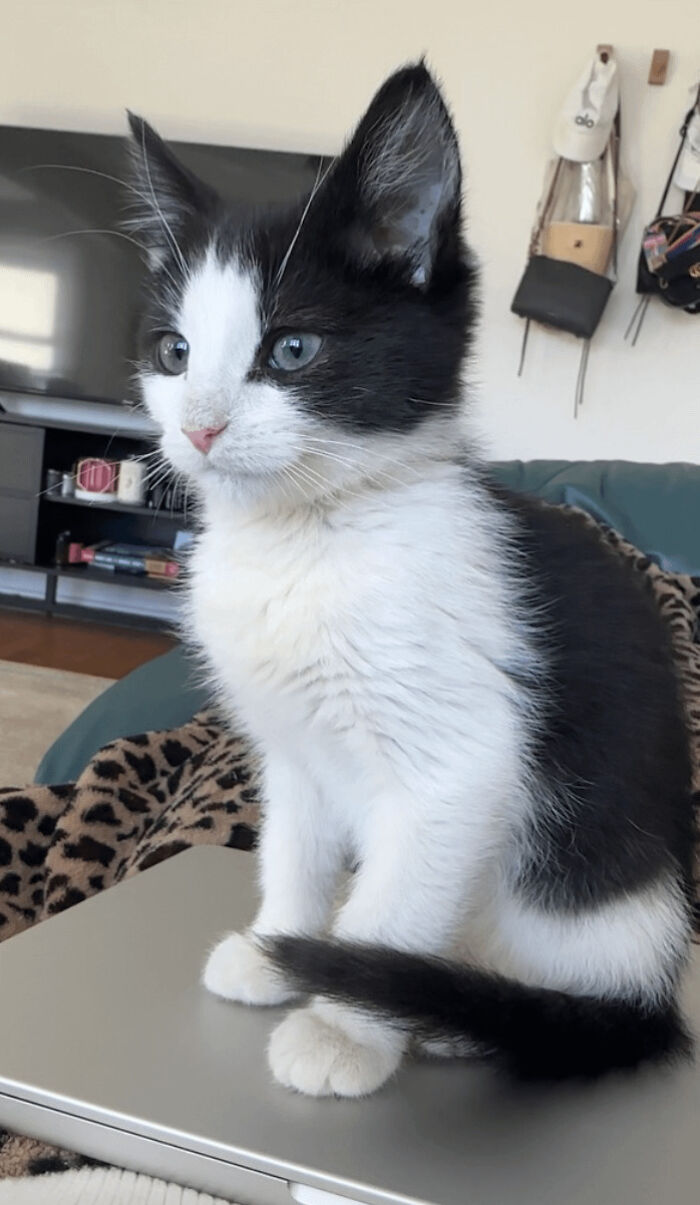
left=0, top=610, right=176, bottom=678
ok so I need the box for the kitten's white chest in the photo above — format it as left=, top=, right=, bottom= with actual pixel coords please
left=188, top=508, right=364, bottom=730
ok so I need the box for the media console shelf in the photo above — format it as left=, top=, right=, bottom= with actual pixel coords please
left=0, top=404, right=192, bottom=632
left=44, top=494, right=187, bottom=522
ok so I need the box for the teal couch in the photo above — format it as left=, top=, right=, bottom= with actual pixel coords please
left=36, top=460, right=700, bottom=785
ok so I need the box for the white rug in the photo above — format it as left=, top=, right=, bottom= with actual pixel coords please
left=0, top=660, right=114, bottom=787
left=0, top=1166, right=234, bottom=1203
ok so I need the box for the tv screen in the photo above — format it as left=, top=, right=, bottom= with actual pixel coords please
left=0, top=125, right=323, bottom=407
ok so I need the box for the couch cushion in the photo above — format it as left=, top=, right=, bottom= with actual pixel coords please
left=491, top=460, right=700, bottom=576
left=35, top=647, right=208, bottom=785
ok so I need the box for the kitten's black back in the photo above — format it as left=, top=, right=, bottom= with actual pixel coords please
left=497, top=489, right=694, bottom=910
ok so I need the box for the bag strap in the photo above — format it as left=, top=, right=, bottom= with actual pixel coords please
left=655, top=83, right=700, bottom=218
left=609, top=106, right=621, bottom=281
left=574, top=339, right=591, bottom=418
left=528, top=158, right=564, bottom=258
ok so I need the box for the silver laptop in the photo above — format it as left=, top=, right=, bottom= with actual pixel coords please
left=0, top=845, right=697, bottom=1205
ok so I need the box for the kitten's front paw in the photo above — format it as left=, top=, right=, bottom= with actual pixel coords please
left=203, top=932, right=296, bottom=1005
left=268, top=1005, right=403, bottom=1097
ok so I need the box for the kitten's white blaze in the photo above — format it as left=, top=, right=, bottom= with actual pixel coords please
left=177, top=250, right=260, bottom=431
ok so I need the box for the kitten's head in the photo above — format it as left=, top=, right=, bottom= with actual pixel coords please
left=127, top=62, right=478, bottom=507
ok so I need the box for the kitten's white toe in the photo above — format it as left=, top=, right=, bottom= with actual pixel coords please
left=202, top=932, right=296, bottom=1005
left=268, top=1005, right=403, bottom=1097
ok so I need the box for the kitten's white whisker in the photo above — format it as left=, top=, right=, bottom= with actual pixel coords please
left=21, top=162, right=142, bottom=197
left=299, top=435, right=422, bottom=484
left=278, top=438, right=418, bottom=499
left=274, top=157, right=333, bottom=289
left=285, top=448, right=407, bottom=504
left=35, top=219, right=181, bottom=292
left=23, top=162, right=184, bottom=289
left=287, top=459, right=331, bottom=494
left=299, top=436, right=369, bottom=453
left=38, top=228, right=150, bottom=255
left=282, top=462, right=316, bottom=502
left=145, top=465, right=174, bottom=493
left=275, top=467, right=295, bottom=505
left=293, top=442, right=360, bottom=471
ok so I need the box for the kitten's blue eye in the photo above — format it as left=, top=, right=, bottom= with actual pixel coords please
left=155, top=332, right=189, bottom=375
left=269, top=332, right=322, bottom=372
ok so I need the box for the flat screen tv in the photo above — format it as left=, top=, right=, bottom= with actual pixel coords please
left=0, top=124, right=323, bottom=407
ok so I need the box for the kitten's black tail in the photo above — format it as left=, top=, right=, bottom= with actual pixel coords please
left=267, top=937, right=691, bottom=1080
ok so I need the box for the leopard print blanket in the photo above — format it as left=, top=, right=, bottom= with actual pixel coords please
left=0, top=522, right=698, bottom=1182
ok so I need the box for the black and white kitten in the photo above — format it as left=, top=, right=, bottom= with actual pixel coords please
left=127, top=64, right=693, bottom=1097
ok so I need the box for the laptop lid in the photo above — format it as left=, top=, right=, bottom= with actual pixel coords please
left=0, top=846, right=697, bottom=1205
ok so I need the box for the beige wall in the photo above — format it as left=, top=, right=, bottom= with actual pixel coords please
left=2, top=0, right=699, bottom=461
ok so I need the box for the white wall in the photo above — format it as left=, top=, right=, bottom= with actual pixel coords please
left=2, top=0, right=699, bottom=463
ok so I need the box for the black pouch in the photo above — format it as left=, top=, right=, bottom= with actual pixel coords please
left=657, top=240, right=700, bottom=310
left=511, top=254, right=614, bottom=339
left=636, top=213, right=700, bottom=312
left=632, top=226, right=700, bottom=330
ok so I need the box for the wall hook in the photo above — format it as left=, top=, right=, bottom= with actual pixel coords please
left=649, top=50, right=670, bottom=86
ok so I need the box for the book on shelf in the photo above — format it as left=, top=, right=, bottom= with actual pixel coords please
left=75, top=541, right=181, bottom=580
left=91, top=553, right=145, bottom=576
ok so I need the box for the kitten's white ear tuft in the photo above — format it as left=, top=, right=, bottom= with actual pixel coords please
left=124, top=112, right=216, bottom=272
left=328, top=63, right=462, bottom=285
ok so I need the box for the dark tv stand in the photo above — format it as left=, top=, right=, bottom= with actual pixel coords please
left=0, top=400, right=192, bottom=632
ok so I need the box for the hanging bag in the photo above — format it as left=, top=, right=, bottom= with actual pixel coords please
left=511, top=109, right=620, bottom=413
left=511, top=109, right=620, bottom=340
left=628, top=84, right=700, bottom=342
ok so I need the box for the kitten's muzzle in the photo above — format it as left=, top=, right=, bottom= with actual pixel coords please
left=182, top=424, right=229, bottom=454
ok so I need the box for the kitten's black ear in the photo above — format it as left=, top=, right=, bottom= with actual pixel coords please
left=327, top=63, right=462, bottom=285
left=125, top=112, right=216, bottom=270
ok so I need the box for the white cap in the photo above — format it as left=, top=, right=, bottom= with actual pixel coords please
left=553, top=56, right=619, bottom=163
left=674, top=108, right=700, bottom=193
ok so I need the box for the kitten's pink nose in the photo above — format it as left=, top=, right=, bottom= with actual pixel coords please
left=182, top=424, right=228, bottom=454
